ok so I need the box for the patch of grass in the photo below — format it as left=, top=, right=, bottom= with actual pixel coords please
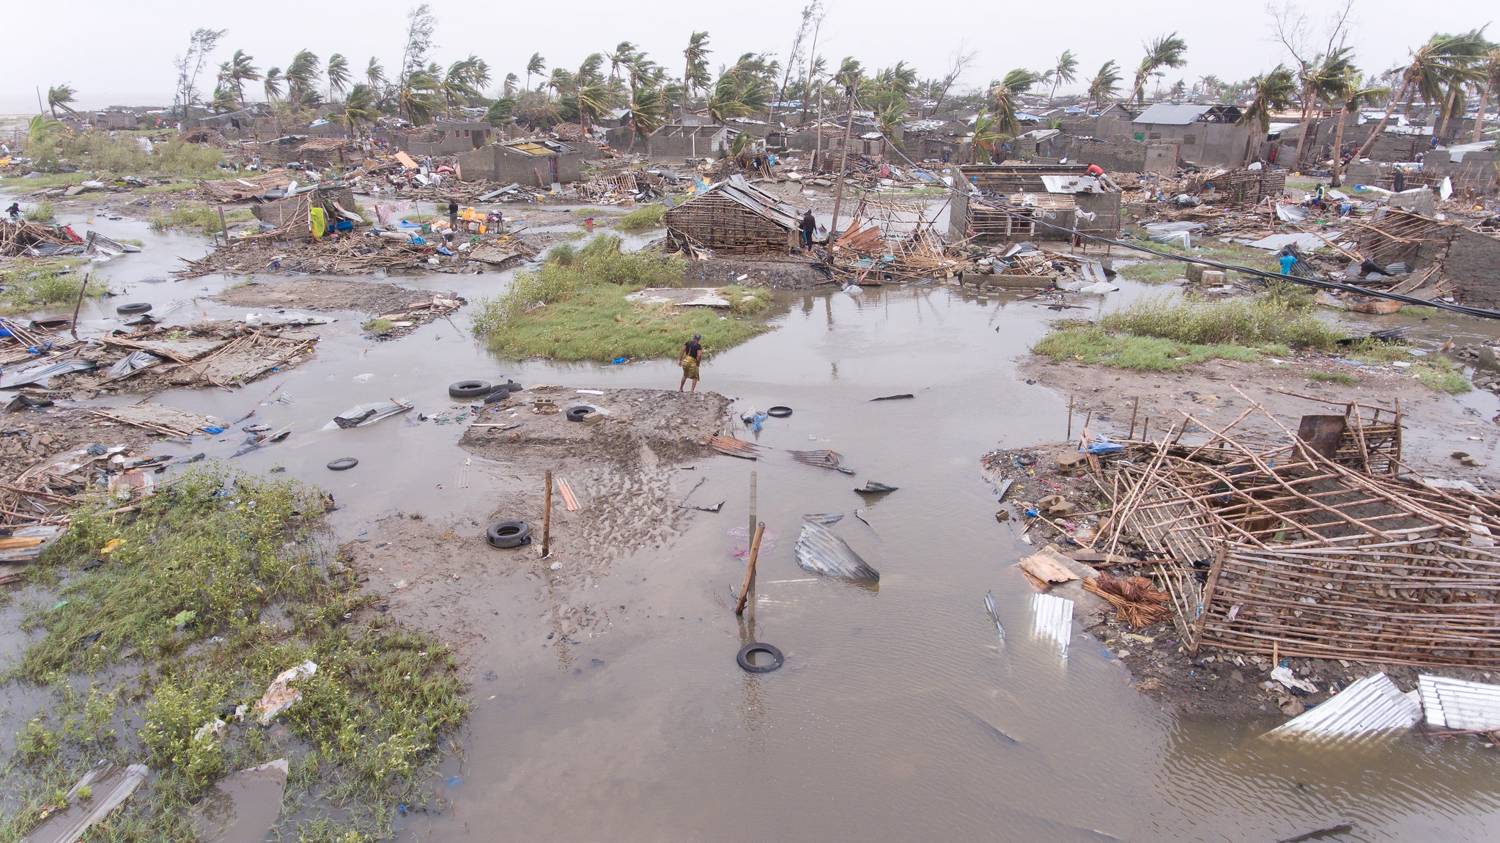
left=134, top=180, right=198, bottom=195
left=148, top=204, right=253, bottom=236
left=473, top=235, right=771, bottom=361
left=614, top=203, right=667, bottom=232
left=1033, top=324, right=1274, bottom=371
left=0, top=469, right=466, bottom=841
left=1117, top=260, right=1186, bottom=283
left=723, top=284, right=772, bottom=315
left=23, top=201, right=56, bottom=223
left=362, top=317, right=396, bottom=334
left=1307, top=370, right=1359, bottom=385
left=0, top=172, right=89, bottom=190
left=1101, top=295, right=1343, bottom=350
left=1414, top=357, right=1471, bottom=394
left=0, top=259, right=99, bottom=314
left=1346, top=340, right=1415, bottom=363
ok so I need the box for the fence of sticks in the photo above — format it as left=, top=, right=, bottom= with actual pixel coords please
left=1086, top=390, right=1500, bottom=669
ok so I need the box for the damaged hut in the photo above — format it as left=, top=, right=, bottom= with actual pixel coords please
left=948, top=164, right=1121, bottom=244
left=251, top=184, right=363, bottom=239
left=664, top=176, right=800, bottom=255
left=456, top=139, right=584, bottom=186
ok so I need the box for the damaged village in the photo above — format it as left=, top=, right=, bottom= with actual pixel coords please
left=6, top=1, right=1500, bottom=839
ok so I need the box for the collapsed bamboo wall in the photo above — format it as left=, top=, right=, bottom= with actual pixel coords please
left=664, top=192, right=796, bottom=255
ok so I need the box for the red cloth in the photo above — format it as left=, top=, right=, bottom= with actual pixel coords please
left=1086, top=164, right=1104, bottom=177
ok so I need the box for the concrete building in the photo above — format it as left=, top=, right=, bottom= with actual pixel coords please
left=1424, top=141, right=1499, bottom=195
left=456, top=139, right=584, bottom=185
left=629, top=124, right=743, bottom=158
left=1128, top=103, right=1251, bottom=167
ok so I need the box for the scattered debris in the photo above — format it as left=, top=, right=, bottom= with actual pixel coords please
left=794, top=521, right=880, bottom=582
left=23, top=763, right=150, bottom=843
left=1266, top=673, right=1422, bottom=742
left=255, top=661, right=318, bottom=725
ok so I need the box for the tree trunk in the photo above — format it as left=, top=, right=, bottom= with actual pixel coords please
left=682, top=59, right=690, bottom=121
left=1475, top=84, right=1492, bottom=142
left=1292, top=85, right=1313, bottom=169
left=1435, top=84, right=1458, bottom=141
left=1353, top=76, right=1409, bottom=160
left=1330, top=104, right=1349, bottom=186
left=1049, top=78, right=1060, bottom=105
left=1244, top=125, right=1259, bottom=165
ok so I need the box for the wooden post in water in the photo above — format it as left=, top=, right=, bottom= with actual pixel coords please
left=541, top=470, right=553, bottom=558
left=217, top=205, right=229, bottom=246
left=69, top=271, right=90, bottom=342
left=1128, top=396, right=1140, bottom=439
left=735, top=522, right=766, bottom=616
left=1066, top=395, right=1074, bottom=440
left=747, top=470, right=757, bottom=541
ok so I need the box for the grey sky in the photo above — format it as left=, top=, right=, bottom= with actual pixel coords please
left=3, top=0, right=1491, bottom=113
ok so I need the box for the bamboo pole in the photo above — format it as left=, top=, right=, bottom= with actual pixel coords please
left=69, top=271, right=90, bottom=342
left=735, top=522, right=766, bottom=616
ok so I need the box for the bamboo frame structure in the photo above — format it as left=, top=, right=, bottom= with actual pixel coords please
left=1093, top=393, right=1500, bottom=668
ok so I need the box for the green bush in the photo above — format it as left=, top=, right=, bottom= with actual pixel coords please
left=23, top=201, right=56, bottom=223
left=1100, top=295, right=1342, bottom=350
left=614, top=203, right=667, bottom=232
left=0, top=261, right=100, bottom=314
left=1033, top=325, right=1271, bottom=371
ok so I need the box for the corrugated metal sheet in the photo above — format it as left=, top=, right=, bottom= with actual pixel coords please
left=1419, top=674, right=1500, bottom=731
left=1268, top=673, right=1421, bottom=741
left=707, top=175, right=802, bottom=231
left=794, top=521, right=880, bottom=581
left=1030, top=593, right=1073, bottom=656
left=1133, top=103, right=1213, bottom=126
left=504, top=141, right=554, bottom=157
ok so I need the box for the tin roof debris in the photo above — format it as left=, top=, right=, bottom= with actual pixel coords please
left=24, top=763, right=150, bottom=843
left=1266, top=673, right=1422, bottom=742
left=1030, top=593, right=1074, bottom=657
left=1418, top=674, right=1500, bottom=732
left=794, top=520, right=880, bottom=582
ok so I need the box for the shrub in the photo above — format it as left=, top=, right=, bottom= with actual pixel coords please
left=614, top=203, right=667, bottom=232
left=1100, top=295, right=1342, bottom=350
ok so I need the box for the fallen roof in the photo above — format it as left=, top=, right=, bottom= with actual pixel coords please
left=689, top=175, right=801, bottom=231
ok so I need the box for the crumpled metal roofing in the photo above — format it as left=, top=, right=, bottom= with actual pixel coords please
left=699, top=175, right=802, bottom=231
left=1267, top=673, right=1422, bottom=741
left=794, top=521, right=879, bottom=582
left=1419, top=674, right=1500, bottom=731
left=1030, top=593, right=1074, bottom=657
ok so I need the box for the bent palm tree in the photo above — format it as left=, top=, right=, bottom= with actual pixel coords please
left=1130, top=33, right=1187, bottom=105
left=327, top=53, right=350, bottom=103
left=1474, top=47, right=1500, bottom=142
left=683, top=31, right=711, bottom=118
left=1292, top=47, right=1354, bottom=168
left=1354, top=29, right=1488, bottom=158
left=989, top=69, right=1039, bottom=136
left=263, top=67, right=283, bottom=103
left=1238, top=65, right=1296, bottom=163
left=1328, top=74, right=1389, bottom=185
left=1088, top=61, right=1122, bottom=111
left=366, top=57, right=386, bottom=89
left=527, top=53, right=546, bottom=91
left=1047, top=50, right=1079, bottom=104
left=46, top=84, right=77, bottom=117
left=285, top=50, right=321, bottom=107
left=340, top=83, right=380, bottom=137
left=226, top=50, right=261, bottom=108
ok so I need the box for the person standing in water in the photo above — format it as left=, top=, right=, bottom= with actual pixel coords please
left=679, top=333, right=703, bottom=393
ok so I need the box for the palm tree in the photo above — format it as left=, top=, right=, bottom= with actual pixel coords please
left=502, top=73, right=520, bottom=97
left=1354, top=29, right=1489, bottom=158
left=526, top=53, right=546, bottom=91
left=1196, top=75, right=1222, bottom=100
left=1474, top=47, right=1500, bottom=142
left=1088, top=61, right=1122, bottom=111
left=608, top=42, right=638, bottom=80
left=989, top=69, right=1039, bottom=136
left=1289, top=47, right=1354, bottom=168
left=399, top=68, right=443, bottom=124
left=971, top=113, right=1006, bottom=163
left=1434, top=56, right=1486, bottom=141
left=683, top=31, right=711, bottom=118
left=1130, top=33, right=1188, bottom=105
left=1238, top=65, right=1296, bottom=163
left=327, top=53, right=350, bottom=103
left=1328, top=73, right=1390, bottom=185
left=340, top=83, right=380, bottom=137
left=366, top=57, right=387, bottom=89
left=1047, top=50, right=1079, bottom=104
left=263, top=67, right=283, bottom=103
left=224, top=50, right=261, bottom=108
left=573, top=53, right=613, bottom=132
left=285, top=50, right=321, bottom=107
left=46, top=84, right=78, bottom=117
left=624, top=82, right=668, bottom=150
left=210, top=84, right=237, bottom=113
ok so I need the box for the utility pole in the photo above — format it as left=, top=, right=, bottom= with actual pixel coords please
left=36, top=86, right=45, bottom=115
left=828, top=86, right=857, bottom=241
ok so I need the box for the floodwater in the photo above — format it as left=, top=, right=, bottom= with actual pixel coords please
left=6, top=198, right=1500, bottom=841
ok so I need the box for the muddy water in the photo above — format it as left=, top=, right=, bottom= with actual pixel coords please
left=8, top=202, right=1500, bottom=841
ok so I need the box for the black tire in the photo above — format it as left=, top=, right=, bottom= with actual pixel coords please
left=486, top=519, right=531, bottom=548
left=767, top=406, right=793, bottom=418
left=327, top=457, right=359, bottom=471
left=449, top=380, right=492, bottom=399
left=116, top=302, right=152, bottom=315
left=565, top=405, right=596, bottom=423
left=736, top=642, right=784, bottom=673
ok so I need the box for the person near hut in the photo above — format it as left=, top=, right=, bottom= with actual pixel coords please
left=799, top=210, right=817, bottom=250
left=5, top=202, right=19, bottom=221
left=1278, top=250, right=1298, bottom=276
left=678, top=333, right=703, bottom=393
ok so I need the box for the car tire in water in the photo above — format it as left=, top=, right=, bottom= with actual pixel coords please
left=326, top=457, right=359, bottom=471
left=736, top=642, right=784, bottom=673
left=449, top=380, right=493, bottom=399
left=116, top=302, right=153, bottom=315
left=767, top=406, right=793, bottom=418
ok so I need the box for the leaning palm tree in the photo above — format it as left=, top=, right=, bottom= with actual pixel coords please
left=1047, top=50, right=1079, bottom=104
left=340, top=83, right=380, bottom=137
left=526, top=53, right=546, bottom=91
left=1290, top=47, right=1355, bottom=167
left=1474, top=47, right=1500, bottom=142
left=1433, top=57, right=1486, bottom=141
left=971, top=113, right=1006, bottom=163
left=607, top=42, right=638, bottom=80
left=624, top=82, right=668, bottom=150
left=284, top=50, right=321, bottom=107
left=682, top=31, right=712, bottom=118
left=989, top=69, right=1039, bottom=136
left=1354, top=29, right=1489, bottom=158
left=1130, top=33, right=1188, bottom=105
left=327, top=53, right=350, bottom=103
left=1238, top=65, right=1297, bottom=163
left=226, top=50, right=261, bottom=108
left=366, top=57, right=386, bottom=89
left=46, top=84, right=77, bottom=117
left=503, top=72, right=520, bottom=97
left=263, top=67, right=283, bottom=103
left=1088, top=61, right=1122, bottom=111
left=399, top=68, right=443, bottom=125
left=1329, top=72, right=1389, bottom=185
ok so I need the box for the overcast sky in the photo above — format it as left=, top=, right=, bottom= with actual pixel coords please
left=2, top=0, right=1491, bottom=113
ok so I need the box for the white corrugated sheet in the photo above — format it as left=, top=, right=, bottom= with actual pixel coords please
left=1419, top=675, right=1500, bottom=732
left=1267, top=673, right=1422, bottom=741
left=1030, top=593, right=1074, bottom=657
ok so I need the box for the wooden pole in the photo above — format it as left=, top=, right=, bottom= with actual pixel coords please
left=748, top=470, right=757, bottom=541
left=735, top=521, right=766, bottom=616
left=1066, top=395, right=1074, bottom=440
left=541, top=469, right=553, bottom=558
left=1128, top=396, right=1140, bottom=440
left=827, top=86, right=859, bottom=240
left=217, top=205, right=229, bottom=245
left=69, top=271, right=90, bottom=342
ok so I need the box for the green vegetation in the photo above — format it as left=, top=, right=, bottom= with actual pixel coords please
left=1414, top=356, right=1471, bottom=394
left=0, top=171, right=90, bottom=191
left=0, top=469, right=465, bottom=841
left=613, top=203, right=667, bottom=232
left=472, top=234, right=773, bottom=361
left=135, top=180, right=199, bottom=195
left=1117, top=237, right=1281, bottom=284
left=1307, top=370, right=1360, bottom=385
left=363, top=317, right=396, bottom=334
left=22, top=121, right=226, bottom=179
left=22, top=201, right=56, bottom=223
left=149, top=204, right=253, bottom=236
left=1116, top=260, right=1187, bottom=283
left=0, top=260, right=99, bottom=314
left=723, top=284, right=771, bottom=315
left=1034, top=296, right=1342, bottom=372
left=1034, top=324, right=1273, bottom=371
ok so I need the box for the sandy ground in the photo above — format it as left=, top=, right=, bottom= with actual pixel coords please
left=344, top=386, right=732, bottom=659
left=0, top=403, right=158, bottom=468
left=216, top=277, right=463, bottom=339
